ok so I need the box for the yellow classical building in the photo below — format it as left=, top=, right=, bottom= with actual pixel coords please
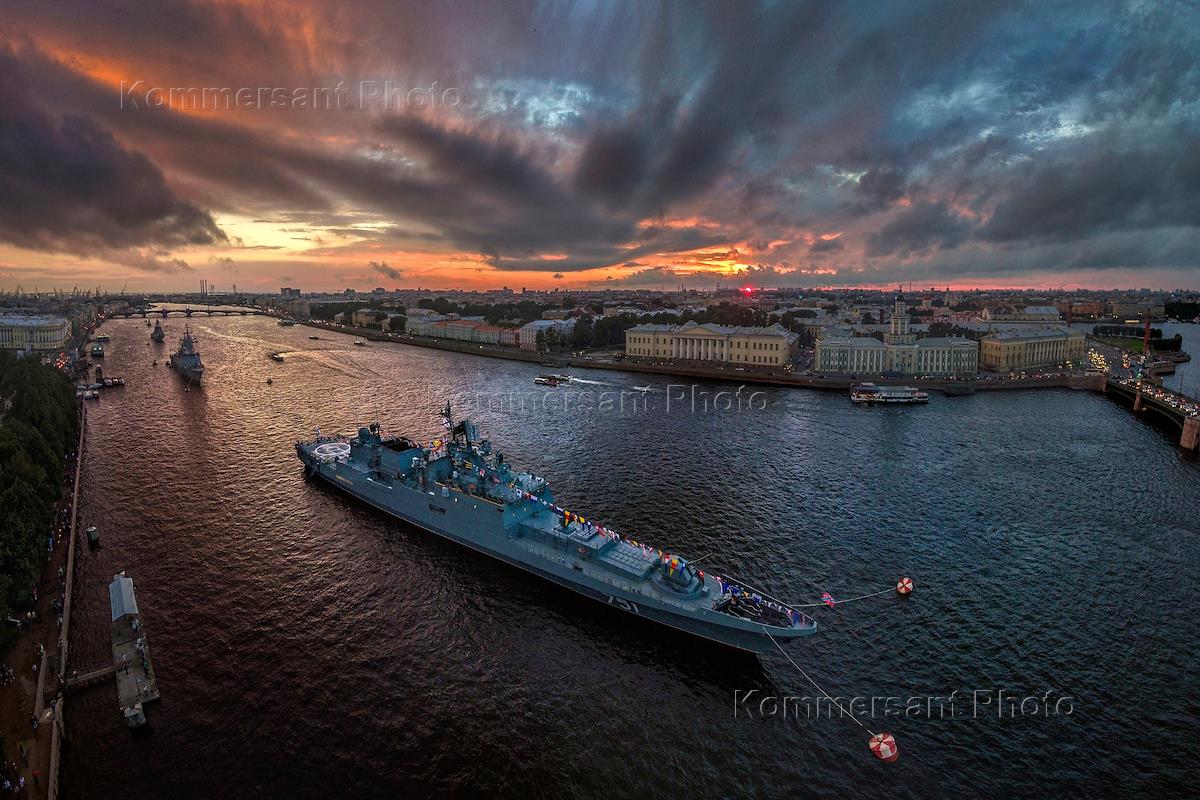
left=625, top=321, right=798, bottom=367
left=0, top=315, right=71, bottom=354
left=979, top=328, right=1086, bottom=371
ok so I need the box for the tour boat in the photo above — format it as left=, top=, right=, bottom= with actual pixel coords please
left=850, top=383, right=929, bottom=404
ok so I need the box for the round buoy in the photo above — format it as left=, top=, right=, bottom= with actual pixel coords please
left=896, top=576, right=913, bottom=595
left=869, top=732, right=899, bottom=762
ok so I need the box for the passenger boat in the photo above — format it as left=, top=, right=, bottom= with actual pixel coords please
left=278, top=319, right=296, bottom=326
left=95, top=333, right=111, bottom=343
left=850, top=383, right=929, bottom=404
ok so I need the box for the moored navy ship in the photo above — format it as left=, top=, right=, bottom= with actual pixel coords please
left=296, top=405, right=816, bottom=652
left=151, top=320, right=166, bottom=342
left=168, top=326, right=204, bottom=383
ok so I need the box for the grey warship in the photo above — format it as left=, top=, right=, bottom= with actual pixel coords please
left=168, top=326, right=204, bottom=383
left=296, top=405, right=816, bottom=652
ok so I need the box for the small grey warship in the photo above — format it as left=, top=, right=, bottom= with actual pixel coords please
left=296, top=405, right=816, bottom=652
left=168, top=326, right=204, bottom=383
left=150, top=320, right=166, bottom=342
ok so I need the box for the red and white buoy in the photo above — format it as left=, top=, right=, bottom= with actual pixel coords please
left=869, top=732, right=900, bottom=762
left=896, top=576, right=913, bottom=596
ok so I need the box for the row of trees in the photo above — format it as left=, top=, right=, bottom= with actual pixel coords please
left=1165, top=301, right=1199, bottom=320
left=1094, top=324, right=1163, bottom=339
left=0, top=353, right=78, bottom=621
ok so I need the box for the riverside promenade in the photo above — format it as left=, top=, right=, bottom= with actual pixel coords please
left=0, top=408, right=83, bottom=800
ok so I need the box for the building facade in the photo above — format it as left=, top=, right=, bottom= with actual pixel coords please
left=814, top=296, right=979, bottom=376
left=625, top=321, right=798, bottom=366
left=0, top=315, right=71, bottom=354
left=979, top=329, right=1086, bottom=371
left=518, top=319, right=576, bottom=351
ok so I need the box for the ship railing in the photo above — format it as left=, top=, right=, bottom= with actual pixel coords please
left=711, top=572, right=814, bottom=629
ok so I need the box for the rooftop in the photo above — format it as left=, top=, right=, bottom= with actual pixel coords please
left=983, top=328, right=1081, bottom=341
left=0, top=315, right=68, bottom=326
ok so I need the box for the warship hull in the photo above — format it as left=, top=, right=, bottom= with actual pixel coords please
left=297, top=423, right=816, bottom=653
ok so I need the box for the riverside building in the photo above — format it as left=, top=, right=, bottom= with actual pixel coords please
left=0, top=315, right=70, bottom=354
left=624, top=321, right=798, bottom=367
left=814, top=296, right=978, bottom=376
left=979, top=328, right=1086, bottom=371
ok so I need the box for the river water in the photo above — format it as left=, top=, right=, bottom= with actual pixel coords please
left=63, top=316, right=1200, bottom=799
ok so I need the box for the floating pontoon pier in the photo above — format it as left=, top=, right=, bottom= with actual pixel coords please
left=108, top=572, right=160, bottom=726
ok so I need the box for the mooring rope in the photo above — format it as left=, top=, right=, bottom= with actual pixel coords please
left=763, top=628, right=877, bottom=738
left=790, top=586, right=895, bottom=608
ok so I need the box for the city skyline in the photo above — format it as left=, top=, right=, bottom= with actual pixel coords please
left=2, top=1, right=1199, bottom=294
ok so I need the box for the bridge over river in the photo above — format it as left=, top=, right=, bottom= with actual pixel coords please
left=109, top=305, right=264, bottom=318
left=1101, top=375, right=1200, bottom=451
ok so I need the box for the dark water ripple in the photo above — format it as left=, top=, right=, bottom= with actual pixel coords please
left=62, top=317, right=1200, bottom=799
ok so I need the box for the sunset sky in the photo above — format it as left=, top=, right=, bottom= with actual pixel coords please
left=1, top=0, right=1198, bottom=293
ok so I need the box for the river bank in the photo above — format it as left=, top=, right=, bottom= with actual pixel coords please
left=297, top=319, right=1103, bottom=395
left=0, top=407, right=83, bottom=800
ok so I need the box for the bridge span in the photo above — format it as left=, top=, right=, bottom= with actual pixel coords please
left=109, top=307, right=264, bottom=318
left=1101, top=376, right=1200, bottom=451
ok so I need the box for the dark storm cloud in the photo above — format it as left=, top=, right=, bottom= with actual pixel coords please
left=1, top=0, right=1199, bottom=284
left=0, top=53, right=225, bottom=254
left=809, top=237, right=845, bottom=254
left=980, top=134, right=1200, bottom=244
left=843, top=169, right=907, bottom=216
left=369, top=260, right=403, bottom=280
left=865, top=202, right=971, bottom=258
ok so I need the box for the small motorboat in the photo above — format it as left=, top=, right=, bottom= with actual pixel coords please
left=353, top=339, right=366, bottom=346
left=266, top=378, right=274, bottom=385
left=309, top=335, right=320, bottom=340
left=86, top=526, right=100, bottom=547
left=270, top=352, right=285, bottom=362
left=534, top=376, right=562, bottom=386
